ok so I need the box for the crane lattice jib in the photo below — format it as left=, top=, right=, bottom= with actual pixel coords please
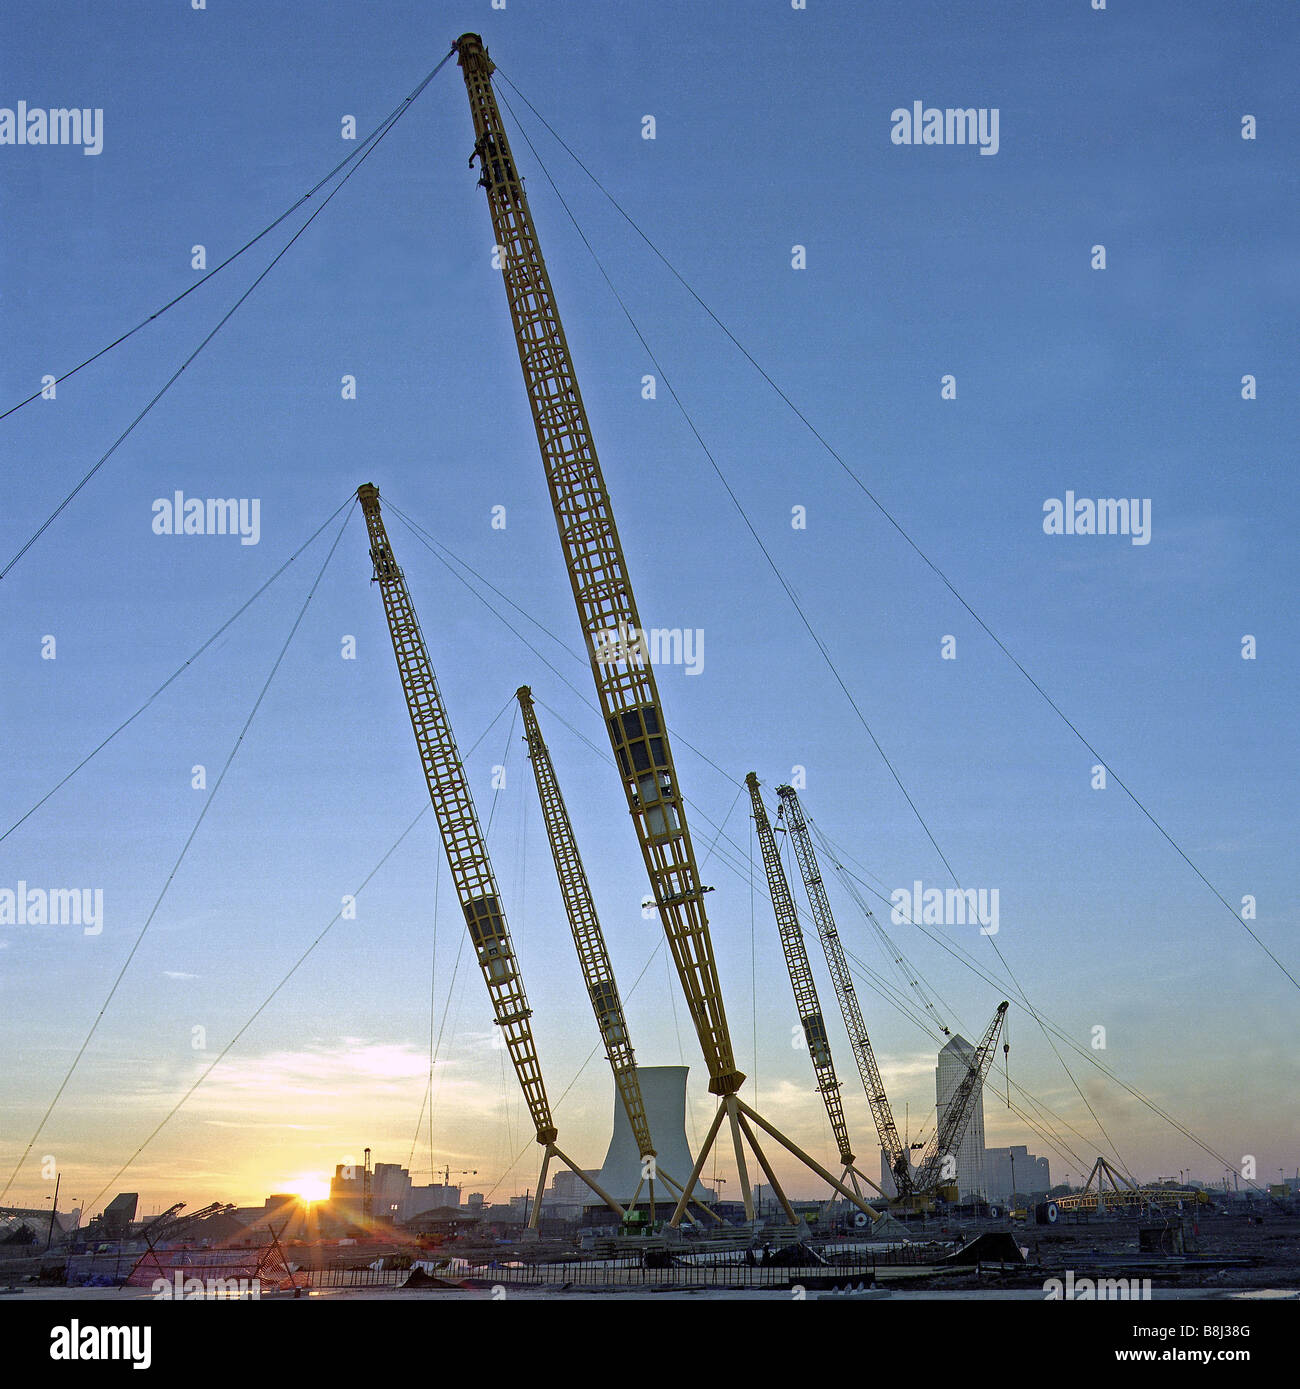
left=516, top=686, right=656, bottom=1159
left=746, top=775, right=855, bottom=1169
left=455, top=33, right=741, bottom=1096
left=776, top=785, right=908, bottom=1187
left=913, top=1002, right=1009, bottom=1194
left=357, top=484, right=557, bottom=1145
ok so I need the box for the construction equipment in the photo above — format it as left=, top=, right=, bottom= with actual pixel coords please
left=139, top=1202, right=185, bottom=1239
left=776, top=785, right=914, bottom=1196
left=138, top=1202, right=235, bottom=1249
left=517, top=687, right=720, bottom=1226
left=357, top=482, right=624, bottom=1228
left=812, top=824, right=951, bottom=1038
left=778, top=787, right=1010, bottom=1206
left=1055, top=1157, right=1209, bottom=1214
left=745, top=774, right=883, bottom=1202
left=453, top=31, right=879, bottom=1229
left=910, top=1001, right=1009, bottom=1199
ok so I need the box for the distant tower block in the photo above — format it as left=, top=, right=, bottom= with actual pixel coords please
left=937, top=1034, right=988, bottom=1200
left=594, top=1067, right=700, bottom=1205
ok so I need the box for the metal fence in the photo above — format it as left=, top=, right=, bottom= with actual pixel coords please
left=445, top=1248, right=941, bottom=1290
left=305, top=1267, right=411, bottom=1288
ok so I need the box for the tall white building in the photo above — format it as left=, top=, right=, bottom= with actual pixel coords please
left=936, top=1034, right=986, bottom=1201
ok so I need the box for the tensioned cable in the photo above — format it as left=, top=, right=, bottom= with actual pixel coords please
left=389, top=501, right=1254, bottom=1188
left=81, top=696, right=517, bottom=1213
left=543, top=691, right=1252, bottom=1186
left=805, top=824, right=1263, bottom=1187
left=501, top=89, right=962, bottom=894
left=0, top=50, right=455, bottom=584
left=827, top=850, right=1259, bottom=1186
left=759, top=796, right=1082, bottom=1174
left=734, top=832, right=1226, bottom=1188
left=830, top=930, right=1092, bottom=1176
left=2, top=501, right=355, bottom=1204
left=548, top=688, right=1084, bottom=1176
left=498, top=103, right=1134, bottom=1185
left=500, top=97, right=1137, bottom=1186
left=838, top=960, right=1086, bottom=1179
left=497, top=69, right=1296, bottom=995
left=807, top=820, right=954, bottom=1035
left=409, top=701, right=521, bottom=1168
left=764, top=804, right=1092, bottom=1174
left=388, top=502, right=744, bottom=798
left=0, top=492, right=356, bottom=845
left=420, top=929, right=468, bottom=1168
left=0, top=48, right=457, bottom=424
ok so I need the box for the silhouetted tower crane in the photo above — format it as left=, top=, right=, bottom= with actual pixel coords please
left=516, top=687, right=719, bottom=1226
left=356, top=483, right=624, bottom=1229
left=746, top=775, right=885, bottom=1204
left=453, top=32, right=879, bottom=1226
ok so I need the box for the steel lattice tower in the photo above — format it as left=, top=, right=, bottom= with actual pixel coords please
left=453, top=33, right=880, bottom=1223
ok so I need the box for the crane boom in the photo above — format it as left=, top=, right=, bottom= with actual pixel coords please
left=913, top=1001, right=1009, bottom=1195
left=517, top=686, right=652, bottom=1156
left=356, top=483, right=623, bottom=1224
left=453, top=33, right=883, bottom=1227
left=517, top=688, right=720, bottom=1225
left=776, top=785, right=911, bottom=1194
left=454, top=33, right=740, bottom=1098
left=746, top=775, right=855, bottom=1169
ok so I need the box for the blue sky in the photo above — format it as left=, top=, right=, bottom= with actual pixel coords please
left=1, top=0, right=1296, bottom=1211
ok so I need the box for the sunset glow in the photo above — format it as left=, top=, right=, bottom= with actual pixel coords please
left=286, top=1177, right=330, bottom=1204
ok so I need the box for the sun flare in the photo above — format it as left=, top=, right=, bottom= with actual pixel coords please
left=285, top=1176, right=330, bottom=1204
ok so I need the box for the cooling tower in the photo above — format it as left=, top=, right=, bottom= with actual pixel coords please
left=593, top=1065, right=701, bottom=1204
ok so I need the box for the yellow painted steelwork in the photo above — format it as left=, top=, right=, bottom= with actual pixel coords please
left=516, top=687, right=720, bottom=1225
left=454, top=33, right=741, bottom=1099
left=453, top=34, right=885, bottom=1228
left=746, top=774, right=883, bottom=1202
left=357, top=483, right=624, bottom=1228
left=777, top=785, right=911, bottom=1193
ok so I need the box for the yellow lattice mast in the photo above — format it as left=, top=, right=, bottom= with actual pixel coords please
left=357, top=483, right=624, bottom=1229
left=776, top=784, right=913, bottom=1197
left=453, top=33, right=878, bottom=1224
left=517, top=687, right=720, bottom=1226
left=746, top=775, right=885, bottom=1205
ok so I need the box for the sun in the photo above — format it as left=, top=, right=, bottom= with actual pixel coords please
left=285, top=1176, right=330, bottom=1204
